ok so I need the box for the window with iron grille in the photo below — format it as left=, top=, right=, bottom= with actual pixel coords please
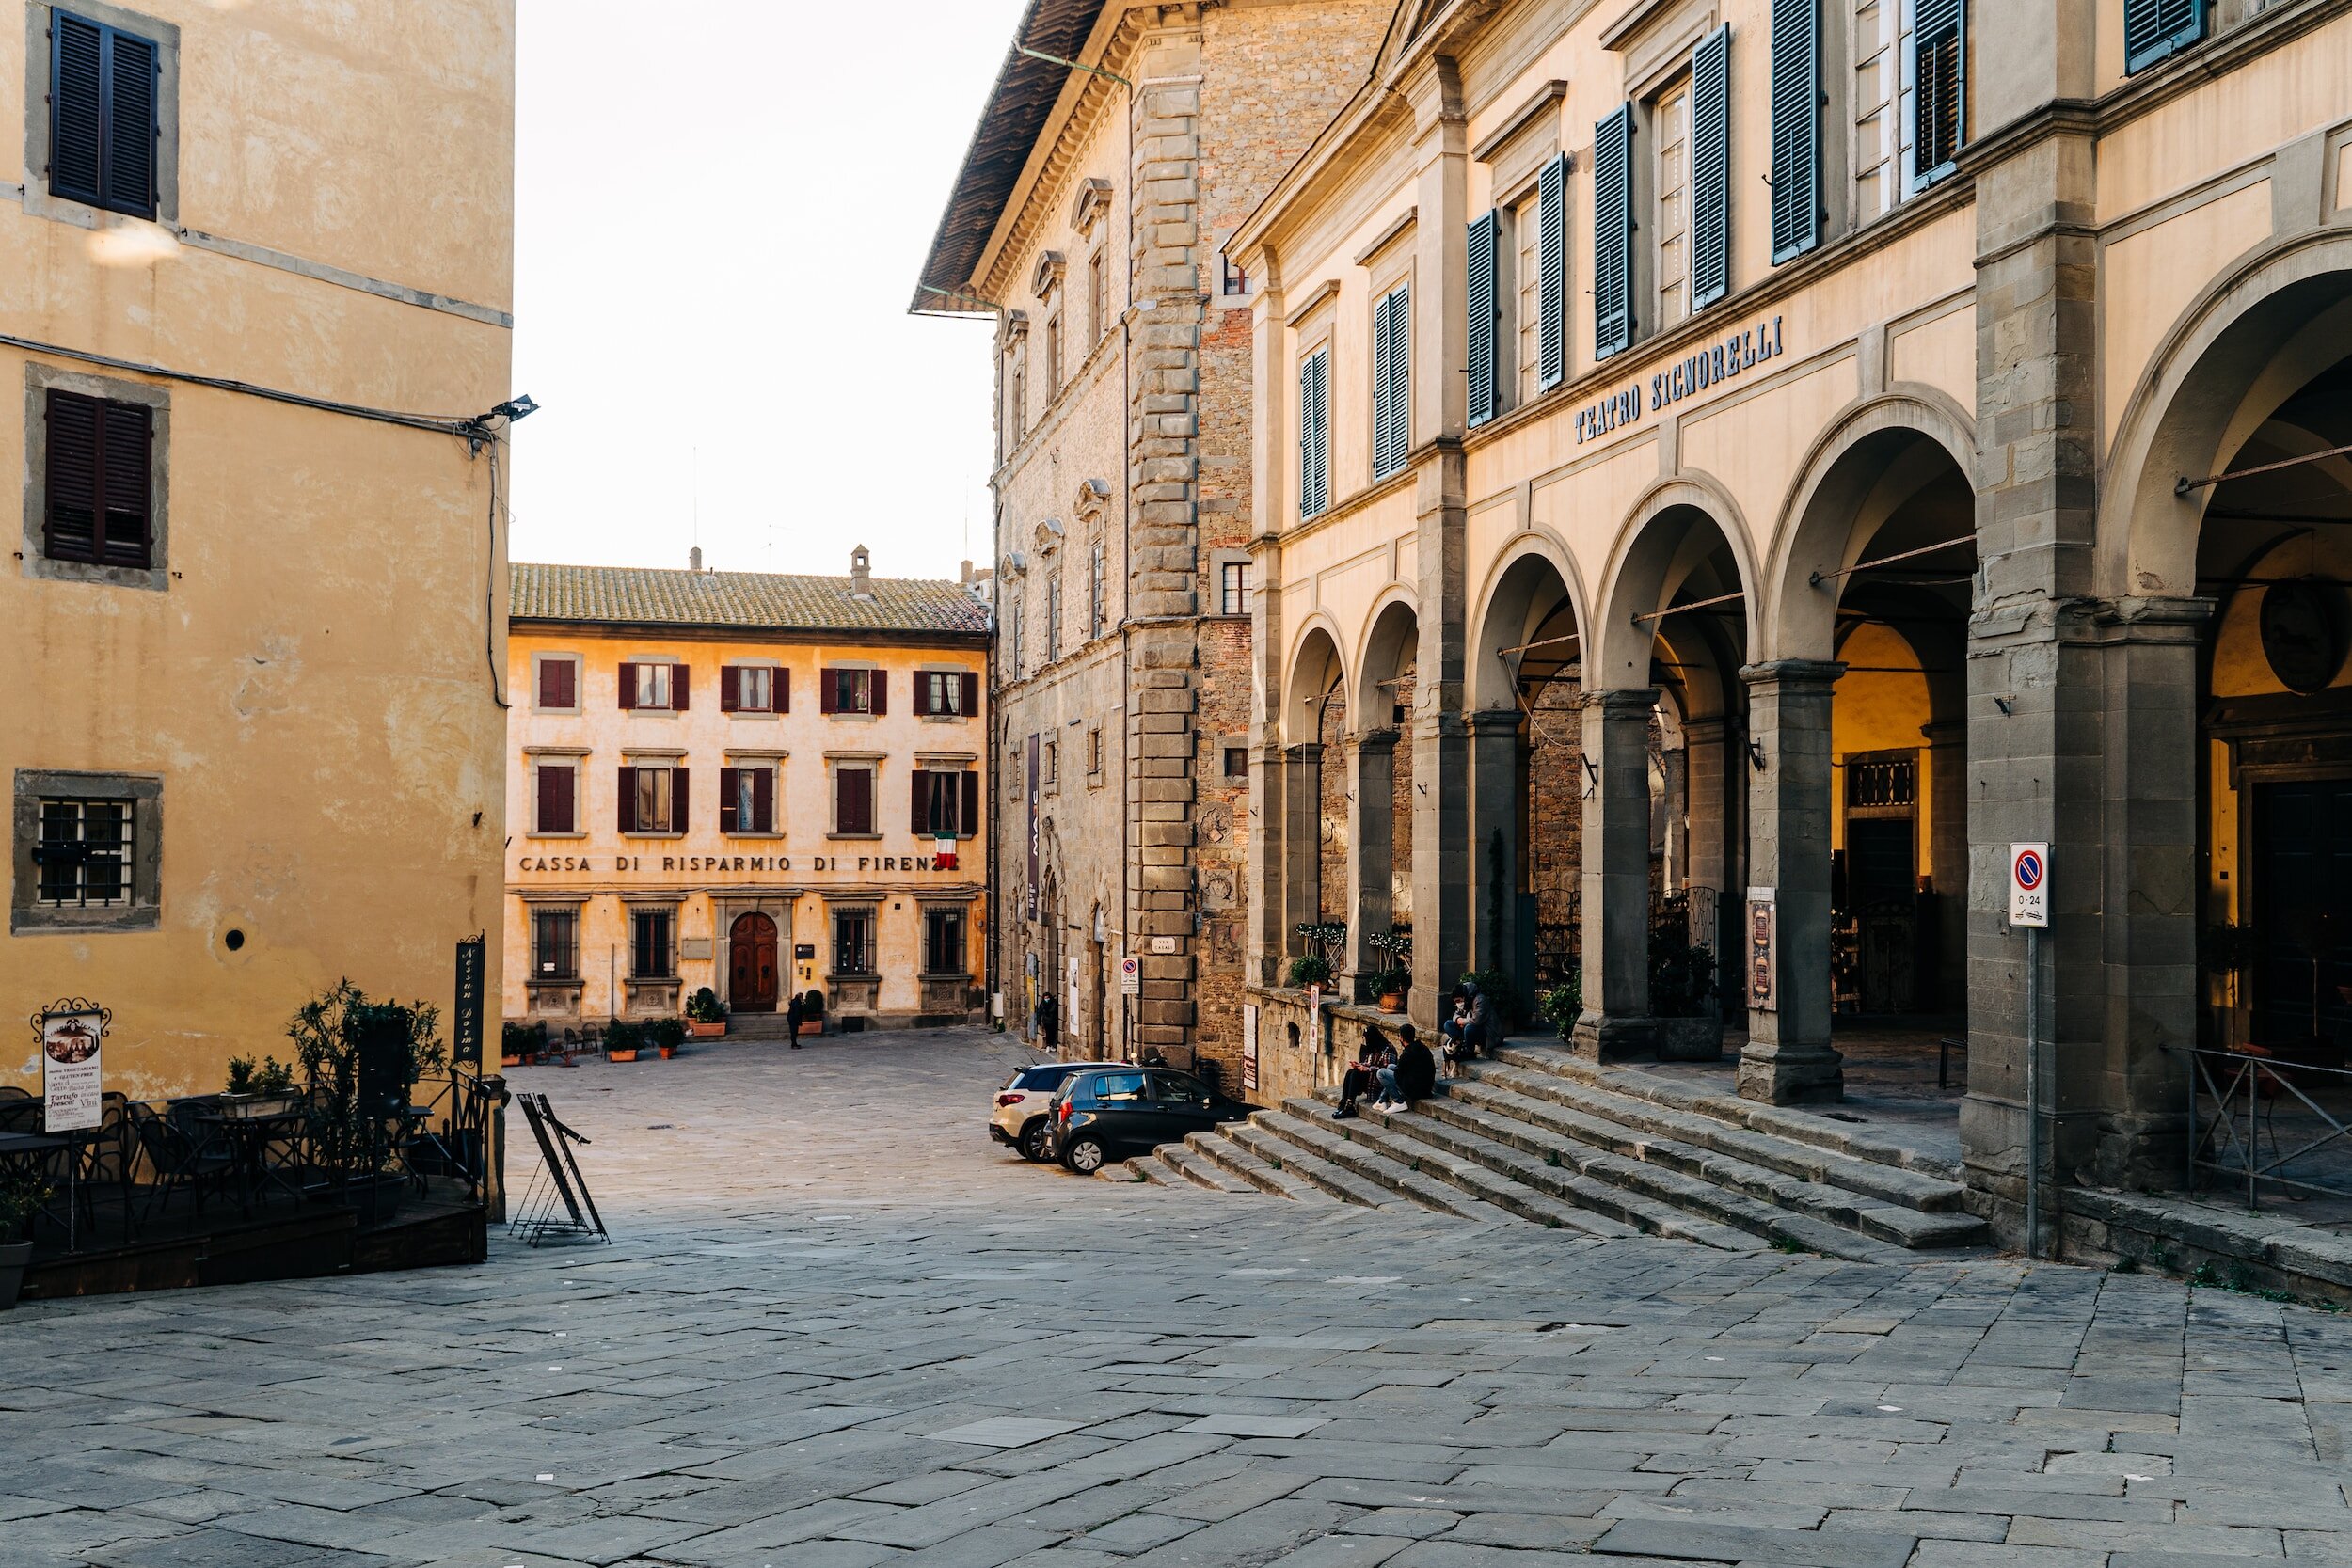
left=34, top=798, right=131, bottom=907
left=1846, top=755, right=1917, bottom=810
left=834, top=908, right=875, bottom=975
left=925, top=908, right=967, bottom=975
left=1220, top=560, right=1252, bottom=617
left=630, top=908, right=675, bottom=979
left=532, top=907, right=579, bottom=981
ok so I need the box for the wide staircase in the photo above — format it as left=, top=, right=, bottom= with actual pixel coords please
left=1109, top=1037, right=1990, bottom=1262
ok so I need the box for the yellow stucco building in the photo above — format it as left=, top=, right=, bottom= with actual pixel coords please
left=502, top=551, right=991, bottom=1034
left=3, top=1, right=515, bottom=1100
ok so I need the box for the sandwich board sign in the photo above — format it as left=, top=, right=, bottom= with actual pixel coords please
left=2009, top=843, right=2049, bottom=928
left=40, top=1000, right=107, bottom=1132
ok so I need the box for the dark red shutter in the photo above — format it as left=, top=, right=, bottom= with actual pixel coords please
left=618, top=662, right=639, bottom=710
left=778, top=668, right=790, bottom=714
left=961, top=672, right=979, bottom=717
left=754, top=766, right=774, bottom=833
left=617, top=766, right=638, bottom=832
left=552, top=766, right=576, bottom=833
left=912, top=674, right=931, bottom=718
left=44, top=389, right=100, bottom=562
left=98, top=402, right=150, bottom=565
left=672, top=663, right=691, bottom=710
left=871, top=671, right=887, bottom=716
left=720, top=767, right=739, bottom=832
left=539, top=658, right=575, bottom=709
left=819, top=670, right=838, bottom=714
left=960, top=770, right=979, bottom=837
left=839, top=768, right=872, bottom=835
left=673, top=768, right=690, bottom=833
left=912, top=770, right=929, bottom=835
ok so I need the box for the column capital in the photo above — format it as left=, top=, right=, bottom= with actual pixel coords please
left=1464, top=706, right=1523, bottom=736
left=1285, top=741, right=1324, bottom=764
left=1740, top=658, right=1845, bottom=693
left=2094, top=594, right=2217, bottom=638
left=1578, top=686, right=1659, bottom=717
left=1349, top=725, right=1402, bottom=752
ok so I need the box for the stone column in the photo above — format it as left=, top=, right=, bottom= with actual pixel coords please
left=1921, top=719, right=1967, bottom=1014
left=1740, top=659, right=1844, bottom=1103
left=1410, top=709, right=1472, bottom=1031
left=1685, top=717, right=1729, bottom=957
left=1247, top=730, right=1287, bottom=986
left=1347, top=728, right=1398, bottom=993
left=1575, top=689, right=1658, bottom=1058
left=1661, top=743, right=1689, bottom=893
left=1280, top=743, right=1324, bottom=967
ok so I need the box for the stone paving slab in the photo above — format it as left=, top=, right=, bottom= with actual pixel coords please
left=6, top=1031, right=2352, bottom=1568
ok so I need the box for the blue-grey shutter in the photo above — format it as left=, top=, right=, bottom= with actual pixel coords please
left=1912, top=0, right=1963, bottom=182
left=1299, top=349, right=1329, bottom=518
left=105, top=26, right=156, bottom=219
left=1538, top=153, right=1569, bottom=389
left=1770, top=0, right=1823, bottom=262
left=1373, top=285, right=1410, bottom=477
left=1594, top=105, right=1635, bottom=361
left=2124, top=0, right=2201, bottom=72
left=1466, top=211, right=1502, bottom=428
left=49, top=13, right=103, bottom=208
left=1691, top=25, right=1732, bottom=310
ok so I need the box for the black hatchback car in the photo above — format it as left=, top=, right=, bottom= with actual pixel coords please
left=1048, top=1066, right=1249, bottom=1174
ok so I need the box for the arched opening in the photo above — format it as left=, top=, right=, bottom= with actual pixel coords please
left=1355, top=600, right=1419, bottom=998
left=1279, top=626, right=1350, bottom=981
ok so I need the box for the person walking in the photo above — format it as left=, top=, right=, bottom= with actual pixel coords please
left=1036, top=992, right=1060, bottom=1056
left=785, top=991, right=804, bottom=1049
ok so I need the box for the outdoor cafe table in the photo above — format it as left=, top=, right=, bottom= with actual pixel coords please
left=195, top=1108, right=309, bottom=1208
left=0, top=1127, right=109, bottom=1249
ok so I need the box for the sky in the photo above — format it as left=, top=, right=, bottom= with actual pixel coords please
left=506, top=0, right=1028, bottom=584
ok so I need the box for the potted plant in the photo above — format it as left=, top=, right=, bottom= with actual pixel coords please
left=285, top=979, right=447, bottom=1221
left=649, top=1017, right=687, bottom=1060
left=224, top=1053, right=297, bottom=1118
left=684, top=988, right=729, bottom=1038
left=0, top=1168, right=52, bottom=1311
left=799, top=990, right=825, bottom=1037
left=1648, top=897, right=1722, bottom=1060
left=1539, top=972, right=1583, bottom=1042
left=501, top=1019, right=548, bottom=1067
left=1366, top=928, right=1413, bottom=1012
left=1286, top=954, right=1332, bottom=990
left=604, top=1021, right=644, bottom=1062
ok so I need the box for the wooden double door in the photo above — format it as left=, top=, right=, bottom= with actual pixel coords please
left=730, top=911, right=780, bottom=1012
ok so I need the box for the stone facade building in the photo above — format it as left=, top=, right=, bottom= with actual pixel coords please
left=1232, top=0, right=2352, bottom=1243
left=3, top=0, right=515, bottom=1099
left=914, top=0, right=1386, bottom=1080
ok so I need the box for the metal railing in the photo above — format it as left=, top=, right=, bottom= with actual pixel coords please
left=2187, top=1045, right=2352, bottom=1206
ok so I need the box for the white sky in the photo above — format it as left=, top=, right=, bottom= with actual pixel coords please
left=507, top=0, right=1028, bottom=584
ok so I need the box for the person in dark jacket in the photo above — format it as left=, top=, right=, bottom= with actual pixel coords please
left=1036, top=992, right=1060, bottom=1055
left=1332, top=1026, right=1392, bottom=1120
left=786, top=991, right=804, bottom=1049
left=1441, top=980, right=1492, bottom=1069
left=1376, top=1024, right=1437, bottom=1110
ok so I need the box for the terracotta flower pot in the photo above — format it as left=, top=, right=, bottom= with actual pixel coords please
left=1378, top=991, right=1406, bottom=1014
left=687, top=1021, right=727, bottom=1038
left=658, top=1044, right=677, bottom=1059
left=606, top=1048, right=639, bottom=1063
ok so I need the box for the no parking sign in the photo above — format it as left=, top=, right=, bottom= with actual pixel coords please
left=2009, top=843, right=2049, bottom=928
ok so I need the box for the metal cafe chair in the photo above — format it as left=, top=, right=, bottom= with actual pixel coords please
left=128, top=1101, right=235, bottom=1218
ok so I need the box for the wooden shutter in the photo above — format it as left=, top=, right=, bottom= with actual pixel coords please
left=618, top=661, right=639, bottom=710
left=536, top=764, right=575, bottom=835
left=720, top=666, right=739, bottom=711
left=49, top=13, right=103, bottom=207
left=671, top=663, right=691, bottom=710
left=98, top=402, right=149, bottom=565
left=753, top=765, right=774, bottom=833
left=778, top=668, right=790, bottom=714
left=870, top=671, right=887, bottom=716
left=818, top=669, right=838, bottom=714
left=1913, top=0, right=1964, bottom=181
left=2124, top=0, right=2201, bottom=71
left=1692, top=25, right=1732, bottom=309
left=961, top=671, right=979, bottom=716
left=104, top=26, right=156, bottom=219
left=672, top=768, right=689, bottom=833
left=960, top=769, right=979, bottom=837
left=1538, top=153, right=1569, bottom=390
left=1373, top=285, right=1409, bottom=477
left=913, top=673, right=933, bottom=718
left=538, top=658, right=576, bottom=709
left=839, top=768, right=872, bottom=835
left=44, top=388, right=100, bottom=562
left=912, top=770, right=930, bottom=835
left=1770, top=0, right=1823, bottom=262
left=1594, top=105, right=1636, bottom=359
left=1298, top=349, right=1330, bottom=518
left=720, top=767, right=739, bottom=832
left=1466, top=212, right=1501, bottom=429
left=617, top=766, right=638, bottom=833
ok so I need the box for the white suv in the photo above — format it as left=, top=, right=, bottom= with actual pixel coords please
left=990, top=1062, right=1089, bottom=1162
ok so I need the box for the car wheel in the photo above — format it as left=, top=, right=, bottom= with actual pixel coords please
left=1019, top=1118, right=1054, bottom=1163
left=1063, top=1135, right=1107, bottom=1175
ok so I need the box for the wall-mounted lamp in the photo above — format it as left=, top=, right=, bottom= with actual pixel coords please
left=1994, top=696, right=2014, bottom=716
left=1581, top=753, right=1600, bottom=791
left=1748, top=739, right=1769, bottom=771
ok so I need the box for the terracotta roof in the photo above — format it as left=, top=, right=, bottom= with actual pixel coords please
left=910, top=0, right=1108, bottom=316
left=510, top=562, right=991, bottom=638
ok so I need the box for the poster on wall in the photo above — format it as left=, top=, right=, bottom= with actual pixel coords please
left=40, top=1001, right=108, bottom=1132
left=1241, top=1005, right=1259, bottom=1093
left=1025, top=735, right=1041, bottom=920
left=1306, top=984, right=1323, bottom=1058
left=453, top=935, right=485, bottom=1068
left=1746, top=890, right=1776, bottom=1011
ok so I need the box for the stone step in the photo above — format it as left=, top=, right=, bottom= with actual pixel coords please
left=1295, top=1105, right=1650, bottom=1242
left=1311, top=1101, right=1764, bottom=1253
left=1152, top=1142, right=1259, bottom=1195
left=1184, top=1129, right=1339, bottom=1204
left=1225, top=1121, right=1408, bottom=1211
left=1491, top=1038, right=1963, bottom=1180
left=1103, top=1157, right=1170, bottom=1186
left=1391, top=1089, right=1930, bottom=1263
left=1246, top=1109, right=1522, bottom=1225
left=1452, top=1073, right=1987, bottom=1251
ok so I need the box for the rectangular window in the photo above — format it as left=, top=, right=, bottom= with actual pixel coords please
left=2124, top=0, right=2201, bottom=73
left=1853, top=0, right=1903, bottom=223
left=619, top=660, right=683, bottom=712
left=1224, top=747, right=1248, bottom=780
left=834, top=766, right=875, bottom=835
left=1910, top=0, right=1963, bottom=188
left=1654, top=77, right=1692, bottom=332
left=915, top=768, right=971, bottom=836
left=1538, top=152, right=1570, bottom=388
left=1009, top=601, right=1023, bottom=676
left=1218, top=250, right=1252, bottom=298
left=1088, top=726, right=1103, bottom=775
left=33, top=798, right=131, bottom=907
left=532, top=761, right=578, bottom=835
left=617, top=763, right=687, bottom=834
left=820, top=667, right=882, bottom=716
left=532, top=907, right=579, bottom=981
left=49, top=11, right=159, bottom=220
left=44, top=388, right=152, bottom=569
left=1045, top=309, right=1063, bottom=399
left=1046, top=579, right=1062, bottom=660
left=1009, top=342, right=1027, bottom=442
left=1220, top=561, right=1252, bottom=617
left=630, top=908, right=675, bottom=979
left=1771, top=0, right=1825, bottom=261
left=720, top=763, right=776, bottom=834
left=925, top=909, right=966, bottom=975
left=1298, top=348, right=1330, bottom=520
left=1371, top=282, right=1410, bottom=479
left=834, top=908, right=875, bottom=975
left=1691, top=26, right=1732, bottom=310
left=535, top=656, right=579, bottom=711
left=1089, top=544, right=1106, bottom=638
left=722, top=664, right=776, bottom=713
left=1594, top=105, right=1636, bottom=359
left=917, top=671, right=969, bottom=717
left=1467, top=211, right=1502, bottom=428
left=1043, top=739, right=1058, bottom=786
left=1089, top=249, right=1108, bottom=342
left=1515, top=189, right=1544, bottom=403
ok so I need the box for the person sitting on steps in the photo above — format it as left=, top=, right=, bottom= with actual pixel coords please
left=1332, top=1026, right=1393, bottom=1120
left=1375, top=1023, right=1437, bottom=1113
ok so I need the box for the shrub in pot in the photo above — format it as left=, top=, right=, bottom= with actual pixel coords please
left=0, top=1169, right=52, bottom=1310
left=649, top=1017, right=688, bottom=1059
left=1538, top=973, right=1583, bottom=1042
left=1285, top=955, right=1332, bottom=990
left=604, top=1021, right=644, bottom=1062
left=1367, top=966, right=1410, bottom=1013
left=684, top=988, right=728, bottom=1037
left=1647, top=896, right=1722, bottom=1060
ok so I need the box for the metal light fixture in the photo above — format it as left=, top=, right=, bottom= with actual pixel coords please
left=490, top=393, right=539, bottom=423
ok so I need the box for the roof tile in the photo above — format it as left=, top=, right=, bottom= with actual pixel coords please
left=510, top=562, right=991, bottom=637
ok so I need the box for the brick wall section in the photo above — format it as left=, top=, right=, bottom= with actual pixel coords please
left=1529, top=679, right=1585, bottom=987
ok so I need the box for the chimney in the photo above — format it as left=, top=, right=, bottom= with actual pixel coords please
left=960, top=559, right=974, bottom=585
left=689, top=546, right=704, bottom=573
left=850, top=544, right=874, bottom=599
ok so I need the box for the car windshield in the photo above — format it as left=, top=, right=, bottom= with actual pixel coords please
left=1013, top=1065, right=1074, bottom=1091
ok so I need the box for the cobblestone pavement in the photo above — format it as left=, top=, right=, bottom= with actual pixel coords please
left=5, top=1028, right=2351, bottom=1568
